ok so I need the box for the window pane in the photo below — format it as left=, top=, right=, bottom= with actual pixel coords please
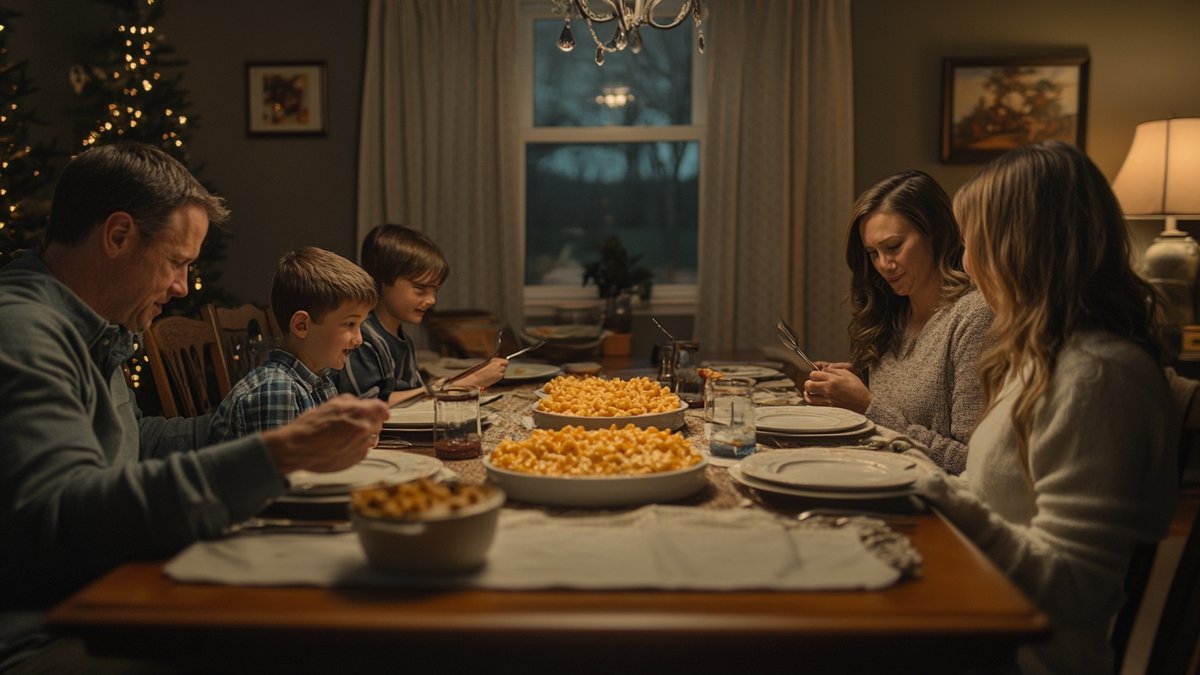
left=533, top=19, right=693, bottom=127
left=525, top=141, right=699, bottom=287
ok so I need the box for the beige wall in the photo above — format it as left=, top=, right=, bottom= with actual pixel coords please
left=852, top=0, right=1200, bottom=196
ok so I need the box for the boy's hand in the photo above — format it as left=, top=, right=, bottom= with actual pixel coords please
left=262, top=395, right=389, bottom=474
left=454, top=357, right=509, bottom=389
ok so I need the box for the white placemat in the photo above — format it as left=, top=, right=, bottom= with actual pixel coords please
left=166, top=505, right=899, bottom=591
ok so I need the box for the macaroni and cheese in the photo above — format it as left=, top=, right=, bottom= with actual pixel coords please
left=537, top=375, right=681, bottom=417
left=490, top=424, right=701, bottom=476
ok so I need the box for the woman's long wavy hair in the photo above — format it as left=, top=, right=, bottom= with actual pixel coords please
left=953, top=140, right=1163, bottom=469
left=846, top=170, right=973, bottom=371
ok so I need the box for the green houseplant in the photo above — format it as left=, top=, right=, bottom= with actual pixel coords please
left=582, top=236, right=654, bottom=337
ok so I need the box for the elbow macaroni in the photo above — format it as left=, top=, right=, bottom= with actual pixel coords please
left=537, top=375, right=681, bottom=416
left=490, top=424, right=701, bottom=476
left=351, top=479, right=491, bottom=520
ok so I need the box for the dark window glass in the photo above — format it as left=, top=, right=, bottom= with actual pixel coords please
left=525, top=141, right=699, bottom=286
left=533, top=19, right=693, bottom=127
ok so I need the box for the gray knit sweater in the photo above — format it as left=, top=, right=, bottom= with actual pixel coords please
left=864, top=288, right=992, bottom=474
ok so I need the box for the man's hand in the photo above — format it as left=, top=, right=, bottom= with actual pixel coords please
left=261, top=395, right=389, bottom=474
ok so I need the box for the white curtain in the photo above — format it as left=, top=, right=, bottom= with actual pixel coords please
left=357, top=0, right=524, bottom=324
left=697, top=0, right=855, bottom=358
left=358, top=0, right=854, bottom=355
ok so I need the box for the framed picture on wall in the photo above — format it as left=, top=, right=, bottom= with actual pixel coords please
left=246, top=62, right=327, bottom=136
left=941, top=56, right=1089, bottom=163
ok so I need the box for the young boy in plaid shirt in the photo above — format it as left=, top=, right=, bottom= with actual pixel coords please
left=210, top=247, right=378, bottom=440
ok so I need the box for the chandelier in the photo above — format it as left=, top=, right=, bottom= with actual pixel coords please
left=551, top=0, right=706, bottom=66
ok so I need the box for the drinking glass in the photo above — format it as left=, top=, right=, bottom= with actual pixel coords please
left=433, top=386, right=482, bottom=460
left=672, top=341, right=703, bottom=408
left=708, top=377, right=757, bottom=458
left=656, top=342, right=677, bottom=391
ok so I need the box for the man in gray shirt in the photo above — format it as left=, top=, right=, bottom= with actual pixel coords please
left=0, top=142, right=388, bottom=669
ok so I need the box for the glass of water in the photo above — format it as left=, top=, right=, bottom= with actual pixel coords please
left=708, top=377, right=757, bottom=459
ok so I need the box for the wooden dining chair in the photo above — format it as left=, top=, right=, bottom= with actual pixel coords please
left=143, top=315, right=232, bottom=418
left=204, top=303, right=279, bottom=385
left=1113, top=370, right=1200, bottom=672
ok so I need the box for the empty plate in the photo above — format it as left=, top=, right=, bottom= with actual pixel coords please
left=728, top=464, right=915, bottom=501
left=755, top=406, right=867, bottom=434
left=740, top=447, right=916, bottom=491
left=285, top=450, right=443, bottom=496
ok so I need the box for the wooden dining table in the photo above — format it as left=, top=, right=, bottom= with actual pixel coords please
left=45, top=361, right=1050, bottom=674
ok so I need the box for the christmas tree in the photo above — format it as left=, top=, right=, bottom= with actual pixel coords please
left=0, top=6, right=62, bottom=265
left=72, top=0, right=231, bottom=313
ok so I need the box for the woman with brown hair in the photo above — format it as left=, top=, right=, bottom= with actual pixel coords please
left=805, top=170, right=992, bottom=473
left=917, top=141, right=1178, bottom=674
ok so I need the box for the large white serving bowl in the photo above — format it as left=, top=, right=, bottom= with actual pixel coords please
left=482, top=455, right=709, bottom=508
left=530, top=399, right=688, bottom=431
left=351, top=484, right=506, bottom=575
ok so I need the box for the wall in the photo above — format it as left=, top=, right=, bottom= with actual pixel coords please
left=852, top=0, right=1200, bottom=195
left=6, top=0, right=368, bottom=303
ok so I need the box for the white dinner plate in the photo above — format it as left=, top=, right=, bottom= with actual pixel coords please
left=755, top=419, right=877, bottom=440
left=502, top=362, right=563, bottom=382
left=702, top=364, right=785, bottom=380
left=755, top=406, right=867, bottom=434
left=728, top=464, right=915, bottom=501
left=530, top=399, right=688, bottom=431
left=483, top=455, right=709, bottom=508
left=285, top=450, right=443, bottom=496
left=740, top=447, right=917, bottom=491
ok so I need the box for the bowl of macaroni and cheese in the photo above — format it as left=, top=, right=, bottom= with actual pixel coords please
left=350, top=479, right=505, bottom=575
left=483, top=424, right=708, bottom=507
left=531, top=375, right=687, bottom=431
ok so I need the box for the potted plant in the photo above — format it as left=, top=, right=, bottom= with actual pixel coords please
left=582, top=236, right=653, bottom=355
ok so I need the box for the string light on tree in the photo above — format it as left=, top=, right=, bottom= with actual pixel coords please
left=71, top=0, right=231, bottom=405
left=0, top=7, right=61, bottom=264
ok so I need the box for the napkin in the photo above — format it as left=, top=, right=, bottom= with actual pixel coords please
left=166, top=505, right=900, bottom=591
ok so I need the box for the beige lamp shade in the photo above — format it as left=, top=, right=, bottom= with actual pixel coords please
left=1112, top=117, right=1200, bottom=215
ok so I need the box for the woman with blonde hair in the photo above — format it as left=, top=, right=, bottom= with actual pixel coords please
left=805, top=170, right=992, bottom=473
left=916, top=140, right=1178, bottom=675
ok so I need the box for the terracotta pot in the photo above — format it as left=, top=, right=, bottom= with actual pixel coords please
left=602, top=331, right=633, bottom=356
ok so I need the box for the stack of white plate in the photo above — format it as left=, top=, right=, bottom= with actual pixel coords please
left=754, top=406, right=875, bottom=440
left=728, top=447, right=918, bottom=500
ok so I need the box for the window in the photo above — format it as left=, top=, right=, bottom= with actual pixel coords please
left=519, top=3, right=705, bottom=316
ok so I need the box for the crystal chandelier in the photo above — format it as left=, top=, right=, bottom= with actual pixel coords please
left=551, top=0, right=706, bottom=66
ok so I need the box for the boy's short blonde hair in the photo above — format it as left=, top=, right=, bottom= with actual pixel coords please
left=270, top=247, right=378, bottom=334
left=360, top=224, right=450, bottom=289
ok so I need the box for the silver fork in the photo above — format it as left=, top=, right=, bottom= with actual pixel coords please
left=775, top=318, right=819, bottom=372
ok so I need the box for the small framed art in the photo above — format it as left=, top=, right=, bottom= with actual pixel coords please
left=941, top=56, right=1089, bottom=163
left=246, top=62, right=327, bottom=136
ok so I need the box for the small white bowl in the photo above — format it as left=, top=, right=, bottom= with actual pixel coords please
left=351, top=484, right=505, bottom=575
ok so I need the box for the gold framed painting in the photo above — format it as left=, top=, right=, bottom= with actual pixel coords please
left=941, top=56, right=1089, bottom=163
left=246, top=62, right=327, bottom=136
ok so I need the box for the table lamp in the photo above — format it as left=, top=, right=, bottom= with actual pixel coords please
left=1112, top=117, right=1200, bottom=326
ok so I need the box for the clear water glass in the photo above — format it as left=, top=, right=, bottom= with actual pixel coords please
left=708, top=377, right=756, bottom=459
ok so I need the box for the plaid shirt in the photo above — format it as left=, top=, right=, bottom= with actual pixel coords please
left=210, top=349, right=338, bottom=441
